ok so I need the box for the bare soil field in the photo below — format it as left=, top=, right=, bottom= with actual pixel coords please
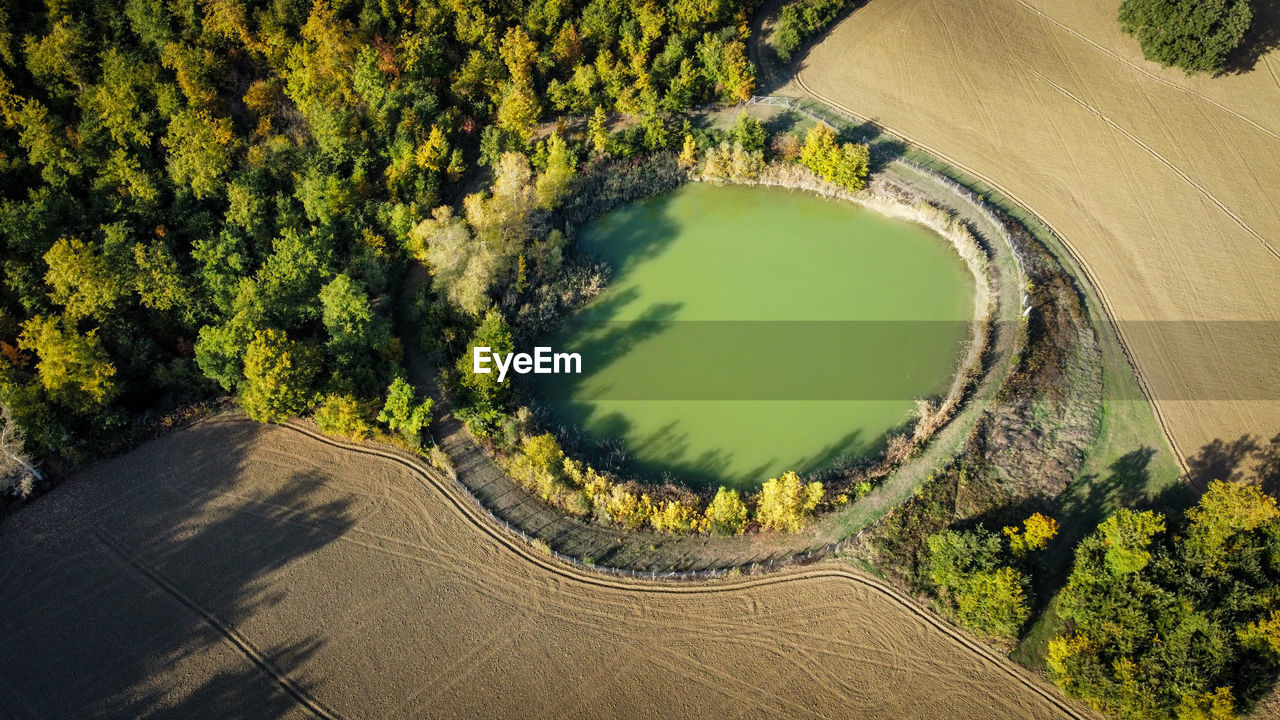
left=793, top=0, right=1280, bottom=462
left=0, top=415, right=1093, bottom=719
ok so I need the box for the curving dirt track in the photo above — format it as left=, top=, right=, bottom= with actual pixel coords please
left=0, top=415, right=1094, bottom=719
left=793, top=0, right=1280, bottom=461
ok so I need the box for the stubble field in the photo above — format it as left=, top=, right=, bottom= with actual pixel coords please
left=795, top=0, right=1280, bottom=463
left=0, top=415, right=1092, bottom=719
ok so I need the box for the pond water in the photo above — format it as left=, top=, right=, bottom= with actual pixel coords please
left=531, top=183, right=975, bottom=490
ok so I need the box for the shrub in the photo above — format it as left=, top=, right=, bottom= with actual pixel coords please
left=377, top=377, right=433, bottom=446
left=729, top=112, right=767, bottom=152
left=605, top=485, right=654, bottom=529
left=770, top=0, right=855, bottom=63
left=651, top=499, right=702, bottom=534
left=952, top=566, right=1030, bottom=640
left=314, top=393, right=375, bottom=440
left=1002, top=512, right=1060, bottom=557
left=798, top=123, right=869, bottom=192
left=705, top=486, right=748, bottom=535
left=926, top=525, right=1030, bottom=641
left=240, top=329, right=319, bottom=423
left=701, top=141, right=764, bottom=182
left=755, top=471, right=823, bottom=532
left=508, top=433, right=566, bottom=499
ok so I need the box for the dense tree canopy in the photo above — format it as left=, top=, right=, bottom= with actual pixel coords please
left=1049, top=482, right=1280, bottom=719
left=0, top=0, right=757, bottom=471
left=1118, top=0, right=1253, bottom=74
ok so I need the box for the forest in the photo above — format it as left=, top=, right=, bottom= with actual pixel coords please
left=0, top=0, right=757, bottom=477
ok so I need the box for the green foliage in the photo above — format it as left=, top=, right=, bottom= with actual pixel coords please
left=729, top=112, right=767, bottom=152
left=43, top=237, right=130, bottom=322
left=1048, top=482, right=1280, bottom=719
left=535, top=134, right=577, bottom=209
left=314, top=393, right=376, bottom=440
left=457, top=308, right=514, bottom=413
left=799, top=123, right=869, bottom=191
left=162, top=109, right=234, bottom=199
left=1118, top=0, right=1253, bottom=74
left=0, top=0, right=755, bottom=466
left=755, top=471, right=823, bottom=532
left=1098, top=508, right=1166, bottom=575
left=376, top=377, right=433, bottom=446
left=926, top=525, right=1032, bottom=641
left=953, top=566, right=1030, bottom=641
left=239, top=329, right=319, bottom=423
left=770, top=0, right=855, bottom=63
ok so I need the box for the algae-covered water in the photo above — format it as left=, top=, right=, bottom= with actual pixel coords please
left=532, top=183, right=975, bottom=490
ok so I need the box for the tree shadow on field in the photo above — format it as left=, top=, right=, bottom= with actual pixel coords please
left=752, top=0, right=866, bottom=95
left=1223, top=0, right=1280, bottom=74
left=0, top=418, right=358, bottom=720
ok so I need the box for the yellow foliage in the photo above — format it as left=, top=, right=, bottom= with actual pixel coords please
left=704, top=487, right=748, bottom=535
left=1004, top=512, right=1060, bottom=556
left=755, top=471, right=823, bottom=532
left=1186, top=480, right=1279, bottom=569
left=605, top=485, right=654, bottom=529
left=1177, top=687, right=1238, bottom=720
left=1046, top=632, right=1092, bottom=687
left=313, top=393, right=375, bottom=440
left=651, top=499, right=702, bottom=534
left=415, top=125, right=449, bottom=171
left=678, top=133, right=697, bottom=168
left=1238, top=610, right=1280, bottom=660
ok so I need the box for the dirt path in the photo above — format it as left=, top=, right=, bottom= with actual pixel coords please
left=793, top=0, right=1280, bottom=461
left=0, top=415, right=1096, bottom=719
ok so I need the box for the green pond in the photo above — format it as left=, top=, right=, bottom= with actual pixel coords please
left=532, top=183, right=975, bottom=491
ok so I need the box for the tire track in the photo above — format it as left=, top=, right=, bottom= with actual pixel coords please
left=276, top=420, right=1096, bottom=720
left=792, top=71, right=1190, bottom=471
left=1025, top=67, right=1280, bottom=262
left=1010, top=0, right=1280, bottom=142
left=93, top=529, right=345, bottom=720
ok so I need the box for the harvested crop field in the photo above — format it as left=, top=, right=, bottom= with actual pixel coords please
left=794, top=0, right=1280, bottom=461
left=0, top=415, right=1092, bottom=719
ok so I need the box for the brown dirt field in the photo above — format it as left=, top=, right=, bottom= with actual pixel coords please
left=792, top=0, right=1280, bottom=463
left=0, top=414, right=1095, bottom=719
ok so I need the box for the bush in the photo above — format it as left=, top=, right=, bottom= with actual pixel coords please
left=770, top=0, right=855, bottom=62
left=240, top=329, right=320, bottom=423
left=508, top=433, right=567, bottom=500
left=377, top=377, right=433, bottom=446
left=798, top=123, right=869, bottom=192
left=651, top=499, right=702, bottom=534
left=314, top=393, right=376, bottom=440
left=926, top=526, right=1031, bottom=642
left=755, top=471, right=823, bottom=532
left=705, top=486, right=748, bottom=535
